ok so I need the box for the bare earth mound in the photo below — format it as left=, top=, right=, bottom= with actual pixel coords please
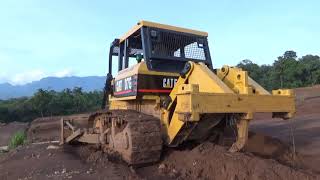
left=153, top=143, right=317, bottom=180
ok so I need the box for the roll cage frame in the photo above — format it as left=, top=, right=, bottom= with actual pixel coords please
left=108, top=26, right=213, bottom=76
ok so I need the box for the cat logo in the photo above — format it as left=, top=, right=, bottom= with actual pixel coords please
left=163, top=78, right=178, bottom=88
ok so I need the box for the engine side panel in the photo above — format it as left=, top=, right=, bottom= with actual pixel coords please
left=113, top=62, right=179, bottom=98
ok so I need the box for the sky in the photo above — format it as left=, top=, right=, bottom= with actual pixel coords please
left=0, top=0, right=319, bottom=85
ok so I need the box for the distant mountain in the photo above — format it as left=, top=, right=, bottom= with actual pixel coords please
left=0, top=76, right=106, bottom=100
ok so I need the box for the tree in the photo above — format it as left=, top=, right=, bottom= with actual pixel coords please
left=273, top=51, right=301, bottom=88
left=299, top=55, right=320, bottom=85
left=237, top=51, right=319, bottom=90
left=283, top=50, right=297, bottom=59
left=31, top=89, right=53, bottom=117
left=72, top=87, right=86, bottom=113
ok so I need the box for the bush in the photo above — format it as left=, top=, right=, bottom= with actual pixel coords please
left=8, top=131, right=26, bottom=149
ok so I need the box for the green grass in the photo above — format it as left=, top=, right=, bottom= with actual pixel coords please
left=8, top=131, right=26, bottom=149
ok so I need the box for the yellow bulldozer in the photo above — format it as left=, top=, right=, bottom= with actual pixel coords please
left=60, top=21, right=295, bottom=165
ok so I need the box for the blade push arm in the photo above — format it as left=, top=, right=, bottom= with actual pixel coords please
left=161, top=61, right=295, bottom=151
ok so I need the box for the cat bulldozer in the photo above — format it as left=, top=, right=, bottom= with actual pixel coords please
left=60, top=21, right=295, bottom=165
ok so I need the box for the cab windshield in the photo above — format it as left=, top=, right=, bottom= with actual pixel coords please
left=149, top=28, right=207, bottom=61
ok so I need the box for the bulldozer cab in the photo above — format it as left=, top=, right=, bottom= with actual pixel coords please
left=108, top=21, right=213, bottom=75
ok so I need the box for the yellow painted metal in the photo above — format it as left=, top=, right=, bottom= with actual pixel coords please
left=108, top=60, right=295, bottom=147
left=161, top=63, right=195, bottom=144
left=166, top=62, right=194, bottom=110
left=272, top=89, right=294, bottom=96
left=217, top=66, right=271, bottom=95
left=188, top=63, right=234, bottom=94
left=119, top=23, right=142, bottom=43
left=141, top=95, right=161, bottom=100
left=109, top=92, right=163, bottom=119
left=175, top=90, right=295, bottom=115
left=165, top=62, right=295, bottom=145
left=161, top=62, right=196, bottom=142
left=160, top=110, right=170, bottom=129
left=110, top=95, right=136, bottom=101
left=139, top=21, right=208, bottom=36
left=229, top=118, right=250, bottom=152
left=120, top=20, right=208, bottom=42
left=167, top=113, right=185, bottom=144
left=109, top=100, right=130, bottom=110
left=115, top=61, right=178, bottom=81
left=248, top=77, right=270, bottom=95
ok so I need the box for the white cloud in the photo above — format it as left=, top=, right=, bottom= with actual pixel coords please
left=10, top=70, right=45, bottom=85
left=5, top=69, right=74, bottom=85
left=53, top=69, right=73, bottom=78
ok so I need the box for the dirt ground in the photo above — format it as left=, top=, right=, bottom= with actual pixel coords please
left=1, top=86, right=320, bottom=180
left=0, top=122, right=29, bottom=146
left=251, top=85, right=320, bottom=173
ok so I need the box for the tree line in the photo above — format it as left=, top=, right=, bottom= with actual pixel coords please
left=0, top=88, right=103, bottom=123
left=237, top=51, right=320, bottom=90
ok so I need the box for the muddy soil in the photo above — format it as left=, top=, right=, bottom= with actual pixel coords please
left=0, top=144, right=137, bottom=180
left=149, top=142, right=317, bottom=180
